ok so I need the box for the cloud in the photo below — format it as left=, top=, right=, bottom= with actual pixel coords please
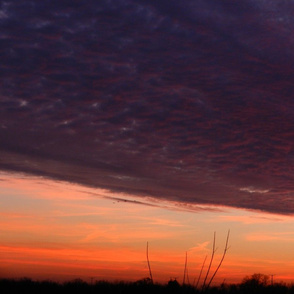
left=1, top=0, right=294, bottom=214
left=218, top=214, right=291, bottom=225
left=239, top=187, right=269, bottom=194
left=189, top=241, right=210, bottom=253
left=246, top=232, right=294, bottom=242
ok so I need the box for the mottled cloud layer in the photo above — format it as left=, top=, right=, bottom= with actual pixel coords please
left=1, top=0, right=294, bottom=214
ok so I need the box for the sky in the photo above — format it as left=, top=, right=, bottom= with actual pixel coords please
left=1, top=0, right=294, bottom=285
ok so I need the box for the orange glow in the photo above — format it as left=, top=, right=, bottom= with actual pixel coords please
left=1, top=172, right=294, bottom=284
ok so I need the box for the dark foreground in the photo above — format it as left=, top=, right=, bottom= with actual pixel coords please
left=1, top=277, right=294, bottom=294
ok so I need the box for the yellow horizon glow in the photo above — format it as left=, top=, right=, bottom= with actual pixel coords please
left=1, top=171, right=294, bottom=285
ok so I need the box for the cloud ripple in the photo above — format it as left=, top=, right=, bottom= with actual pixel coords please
left=1, top=0, right=294, bottom=214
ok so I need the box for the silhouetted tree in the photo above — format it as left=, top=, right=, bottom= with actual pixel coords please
left=240, top=273, right=269, bottom=294
left=168, top=278, right=180, bottom=292
left=135, top=277, right=153, bottom=286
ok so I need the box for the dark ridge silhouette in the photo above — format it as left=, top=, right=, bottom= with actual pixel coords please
left=0, top=274, right=293, bottom=294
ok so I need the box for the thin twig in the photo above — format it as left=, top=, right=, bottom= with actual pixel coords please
left=206, top=230, right=230, bottom=289
left=183, top=251, right=188, bottom=285
left=195, top=255, right=207, bottom=289
left=146, top=242, right=153, bottom=283
left=201, top=232, right=216, bottom=291
left=186, top=267, right=190, bottom=285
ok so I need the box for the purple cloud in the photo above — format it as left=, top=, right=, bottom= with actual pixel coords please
left=1, top=0, right=294, bottom=214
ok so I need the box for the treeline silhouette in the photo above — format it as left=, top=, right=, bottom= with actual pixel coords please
left=1, top=274, right=294, bottom=294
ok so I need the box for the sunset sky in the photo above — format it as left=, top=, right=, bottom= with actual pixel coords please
left=1, top=0, right=294, bottom=285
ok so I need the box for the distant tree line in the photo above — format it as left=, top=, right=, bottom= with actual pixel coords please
left=1, top=274, right=294, bottom=294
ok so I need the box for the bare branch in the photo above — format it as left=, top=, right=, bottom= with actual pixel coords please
left=146, top=242, right=153, bottom=283
left=201, top=232, right=216, bottom=291
left=206, top=230, right=230, bottom=289
left=186, top=267, right=190, bottom=285
left=195, top=255, right=207, bottom=289
left=183, top=251, right=188, bottom=285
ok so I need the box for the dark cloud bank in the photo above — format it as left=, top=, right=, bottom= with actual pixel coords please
left=1, top=0, right=294, bottom=214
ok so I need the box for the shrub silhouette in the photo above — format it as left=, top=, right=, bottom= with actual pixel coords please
left=1, top=275, right=293, bottom=294
left=240, top=273, right=269, bottom=294
left=135, top=277, right=153, bottom=285
left=168, top=278, right=180, bottom=288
